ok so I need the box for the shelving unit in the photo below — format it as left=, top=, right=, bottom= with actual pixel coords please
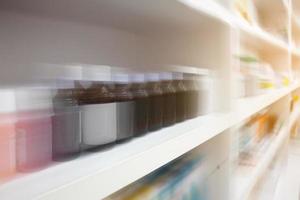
left=235, top=104, right=300, bottom=200
left=0, top=83, right=298, bottom=200
left=1, top=0, right=300, bottom=200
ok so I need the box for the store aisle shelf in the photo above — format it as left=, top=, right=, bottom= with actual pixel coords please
left=237, top=21, right=289, bottom=53
left=0, top=0, right=290, bottom=52
left=181, top=0, right=290, bottom=53
left=0, top=0, right=233, bottom=33
left=0, top=83, right=298, bottom=200
left=234, top=103, right=300, bottom=200
left=235, top=83, right=299, bottom=121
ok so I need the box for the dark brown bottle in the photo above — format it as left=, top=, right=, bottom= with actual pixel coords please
left=160, top=72, right=176, bottom=127
left=146, top=73, right=163, bottom=131
left=113, top=72, right=134, bottom=142
left=173, top=72, right=187, bottom=122
left=130, top=73, right=149, bottom=136
left=52, top=81, right=81, bottom=161
left=184, top=73, right=199, bottom=119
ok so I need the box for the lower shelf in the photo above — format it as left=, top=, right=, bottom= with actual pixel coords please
left=0, top=84, right=298, bottom=200
left=234, top=105, right=300, bottom=200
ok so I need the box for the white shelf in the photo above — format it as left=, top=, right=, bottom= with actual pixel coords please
left=0, top=1, right=297, bottom=199
left=235, top=83, right=299, bottom=120
left=180, top=0, right=290, bottom=53
left=0, top=0, right=229, bottom=33
left=234, top=104, right=300, bottom=200
left=0, top=83, right=298, bottom=200
left=237, top=21, right=289, bottom=53
left=0, top=0, right=290, bottom=52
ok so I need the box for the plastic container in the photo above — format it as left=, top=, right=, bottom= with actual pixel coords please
left=51, top=65, right=81, bottom=161
left=79, top=66, right=117, bottom=148
left=15, top=87, right=53, bottom=172
left=112, top=69, right=134, bottom=142
left=0, top=90, right=16, bottom=180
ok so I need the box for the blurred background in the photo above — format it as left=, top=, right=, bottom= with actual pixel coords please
left=0, top=0, right=300, bottom=199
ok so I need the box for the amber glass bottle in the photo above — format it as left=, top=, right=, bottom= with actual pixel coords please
left=146, top=73, right=163, bottom=131
left=130, top=73, right=149, bottom=136
left=173, top=72, right=187, bottom=122
left=160, top=72, right=176, bottom=127
left=184, top=73, right=199, bottom=119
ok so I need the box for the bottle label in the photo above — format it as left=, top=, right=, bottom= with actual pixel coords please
left=116, top=101, right=134, bottom=140
left=81, top=103, right=117, bottom=145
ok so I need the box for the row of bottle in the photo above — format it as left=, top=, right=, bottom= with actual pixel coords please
left=0, top=65, right=213, bottom=181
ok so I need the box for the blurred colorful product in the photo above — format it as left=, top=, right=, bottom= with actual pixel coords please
left=15, top=88, right=53, bottom=172
left=0, top=90, right=16, bottom=180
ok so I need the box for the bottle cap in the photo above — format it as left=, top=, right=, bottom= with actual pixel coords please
left=15, top=87, right=53, bottom=112
left=146, top=73, right=160, bottom=82
left=0, top=90, right=16, bottom=113
left=160, top=72, right=173, bottom=81
left=113, top=73, right=130, bottom=83
left=82, top=65, right=111, bottom=82
left=131, top=73, right=145, bottom=83
left=173, top=72, right=183, bottom=80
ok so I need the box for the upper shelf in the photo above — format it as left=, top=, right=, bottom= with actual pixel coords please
left=0, top=0, right=292, bottom=53
left=1, top=83, right=299, bottom=200
left=237, top=20, right=289, bottom=54
left=182, top=0, right=291, bottom=54
left=0, top=0, right=228, bottom=33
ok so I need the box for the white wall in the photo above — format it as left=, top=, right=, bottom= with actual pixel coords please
left=0, top=11, right=140, bottom=85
